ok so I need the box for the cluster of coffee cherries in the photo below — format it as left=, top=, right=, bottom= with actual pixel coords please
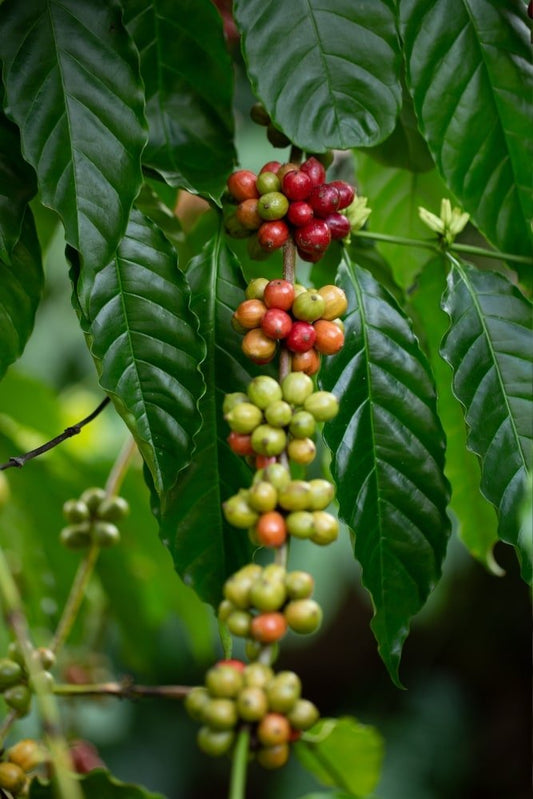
left=0, top=738, right=46, bottom=796
left=233, top=279, right=348, bottom=372
left=224, top=156, right=355, bottom=263
left=224, top=373, right=338, bottom=471
left=185, top=660, right=319, bottom=768
left=0, top=644, right=55, bottom=720
left=60, top=488, right=129, bottom=550
left=218, top=564, right=322, bottom=647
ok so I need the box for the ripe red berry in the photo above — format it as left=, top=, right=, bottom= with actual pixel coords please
left=261, top=308, right=293, bottom=340
left=308, top=184, right=340, bottom=218
left=313, top=320, right=345, bottom=354
left=264, top=279, right=295, bottom=311
left=227, top=170, right=259, bottom=202
left=291, top=348, right=321, bottom=375
left=234, top=299, right=267, bottom=329
left=294, top=220, right=331, bottom=254
left=255, top=511, right=287, bottom=547
left=255, top=455, right=277, bottom=469
left=300, top=156, right=326, bottom=187
left=242, top=329, right=277, bottom=364
left=260, top=161, right=282, bottom=175
left=257, top=220, right=290, bottom=252
left=236, top=199, right=262, bottom=230
left=329, top=180, right=355, bottom=209
left=324, top=212, right=350, bottom=240
left=286, top=321, right=317, bottom=353
left=227, top=431, right=255, bottom=456
left=296, top=247, right=323, bottom=263
left=250, top=612, right=288, bottom=644
left=217, top=659, right=246, bottom=672
left=281, top=170, right=313, bottom=201
left=287, top=201, right=314, bottom=227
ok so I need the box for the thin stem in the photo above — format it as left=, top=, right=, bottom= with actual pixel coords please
left=105, top=436, right=138, bottom=498
left=0, top=397, right=110, bottom=471
left=450, top=241, right=533, bottom=264
left=53, top=680, right=191, bottom=700
left=229, top=727, right=250, bottom=799
left=0, top=548, right=83, bottom=799
left=49, top=543, right=100, bottom=657
left=0, top=709, right=17, bottom=747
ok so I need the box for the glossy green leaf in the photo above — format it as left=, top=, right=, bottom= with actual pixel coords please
left=441, top=258, right=533, bottom=583
left=400, top=0, right=533, bottom=258
left=353, top=152, right=448, bottom=289
left=0, top=0, right=147, bottom=275
left=0, top=209, right=43, bottom=380
left=135, top=184, right=185, bottom=253
left=70, top=209, right=205, bottom=497
left=148, top=231, right=268, bottom=605
left=319, top=256, right=451, bottom=684
left=0, top=109, right=36, bottom=263
left=234, top=0, right=402, bottom=151
left=409, top=260, right=501, bottom=573
left=124, top=0, right=235, bottom=198
left=30, top=769, right=165, bottom=799
left=295, top=717, right=384, bottom=797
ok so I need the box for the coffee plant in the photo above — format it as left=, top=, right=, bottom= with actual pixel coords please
left=0, top=1, right=531, bottom=797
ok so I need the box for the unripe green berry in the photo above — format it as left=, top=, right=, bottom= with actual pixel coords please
left=236, top=686, right=268, bottom=721
left=223, top=392, right=249, bottom=415
left=226, top=610, right=252, bottom=637
left=92, top=521, right=120, bottom=548
left=285, top=571, right=314, bottom=599
left=308, top=479, right=335, bottom=510
left=7, top=643, right=24, bottom=667
left=95, top=496, right=129, bottom=522
left=202, top=698, right=238, bottom=730
left=218, top=598, right=234, bottom=622
left=4, top=684, right=31, bottom=716
left=288, top=411, right=316, bottom=438
left=0, top=761, right=26, bottom=794
left=261, top=564, right=286, bottom=583
left=36, top=647, right=56, bottom=670
left=287, top=698, right=320, bottom=730
left=0, top=658, right=23, bottom=690
left=245, top=278, right=269, bottom=300
left=60, top=523, right=92, bottom=550
left=260, top=463, right=291, bottom=491
left=222, top=494, right=259, bottom=529
left=292, top=291, right=326, bottom=322
left=293, top=283, right=308, bottom=297
left=310, top=511, right=339, bottom=545
left=278, top=481, right=312, bottom=511
left=247, top=376, right=282, bottom=409
left=225, top=402, right=263, bottom=434
left=256, top=743, right=290, bottom=770
left=251, top=425, right=287, bottom=457
left=185, top=686, right=210, bottom=721
left=284, top=599, right=323, bottom=634
left=197, top=726, right=235, bottom=757
left=249, top=578, right=287, bottom=612
left=243, top=663, right=274, bottom=689
left=287, top=437, right=316, bottom=465
left=281, top=372, right=314, bottom=405
left=62, top=499, right=90, bottom=523
left=238, top=563, right=264, bottom=580
left=256, top=172, right=281, bottom=195
left=264, top=400, right=292, bottom=428
left=248, top=481, right=278, bottom=513
left=257, top=192, right=289, bottom=221
left=206, top=665, right=244, bottom=699
left=79, top=487, right=106, bottom=514
left=265, top=672, right=301, bottom=713
left=286, top=511, right=315, bottom=538
left=223, top=574, right=254, bottom=608
left=303, top=391, right=339, bottom=421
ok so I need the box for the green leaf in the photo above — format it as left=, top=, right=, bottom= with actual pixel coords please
left=30, top=769, right=165, bottom=799
left=148, top=230, right=268, bottom=604
left=409, top=260, right=501, bottom=573
left=319, top=256, right=451, bottom=685
left=234, top=0, right=402, bottom=151
left=295, top=717, right=384, bottom=797
left=0, top=209, right=43, bottom=380
left=134, top=184, right=185, bottom=253
left=123, top=0, right=235, bottom=198
left=70, top=209, right=205, bottom=497
left=400, top=0, right=533, bottom=257
left=0, top=0, right=147, bottom=274
left=353, top=152, right=448, bottom=289
left=0, top=108, right=36, bottom=263
left=441, top=258, right=533, bottom=583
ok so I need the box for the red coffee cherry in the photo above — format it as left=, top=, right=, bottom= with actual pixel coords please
left=258, top=220, right=290, bottom=252
left=242, top=329, right=277, bottom=364
left=264, top=279, right=295, bottom=311
left=227, top=170, right=259, bottom=202
left=300, top=156, right=326, bottom=187
left=234, top=299, right=267, bottom=329
left=324, top=212, right=351, bottom=240
left=313, top=319, right=345, bottom=354
left=255, top=455, right=277, bottom=469
left=286, top=321, right=317, bottom=353
left=255, top=511, right=287, bottom=548
left=257, top=713, right=292, bottom=746
left=227, top=431, right=255, bottom=456
left=297, top=247, right=323, bottom=263
left=260, top=160, right=282, bottom=175
left=294, top=220, right=331, bottom=254
left=261, top=308, right=293, bottom=340
left=250, top=612, right=288, bottom=643
left=287, top=201, right=314, bottom=227
left=308, top=184, right=340, bottom=217
left=276, top=162, right=300, bottom=182
left=236, top=199, right=262, bottom=230
left=291, top=348, right=321, bottom=375
left=281, top=170, right=313, bottom=201
left=328, top=180, right=355, bottom=209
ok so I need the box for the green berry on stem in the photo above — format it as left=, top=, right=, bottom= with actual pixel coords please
left=218, top=598, right=234, bottom=622
left=278, top=481, right=312, bottom=512
left=245, top=277, right=269, bottom=300
left=303, top=391, right=339, bottom=421
left=222, top=493, right=259, bottom=529
left=287, top=698, right=320, bottom=730
left=260, top=463, right=291, bottom=491
left=256, top=171, right=281, bottom=194
left=236, top=686, right=269, bottom=721
left=317, top=285, right=348, bottom=320
left=226, top=610, right=252, bottom=637
left=251, top=425, right=287, bottom=457
left=281, top=372, right=314, bottom=405
left=4, top=684, right=32, bottom=716
left=292, top=291, right=326, bottom=322
left=249, top=577, right=287, bottom=612
left=248, top=481, right=278, bottom=512
left=202, top=698, right=238, bottom=730
left=287, top=437, right=316, bottom=465
left=247, top=376, right=282, bottom=409
left=243, top=663, right=274, bottom=688
left=96, top=496, right=129, bottom=522
left=257, top=191, right=289, bottom=221
left=225, top=402, right=263, bottom=434
left=265, top=672, right=301, bottom=713
left=79, top=487, right=106, bottom=514
left=264, top=399, right=293, bottom=427
left=285, top=571, right=314, bottom=599
left=0, top=658, right=23, bottom=690
left=197, top=726, right=235, bottom=757
left=60, top=523, right=92, bottom=550
left=308, top=479, right=335, bottom=510
left=289, top=410, right=316, bottom=438
left=92, top=521, right=120, bottom=548
left=286, top=511, right=315, bottom=539
left=310, top=511, right=339, bottom=545
left=185, top=686, right=210, bottom=721
left=206, top=664, right=244, bottom=699
left=0, top=762, right=26, bottom=795
left=62, top=499, right=90, bottom=523
left=284, top=599, right=323, bottom=634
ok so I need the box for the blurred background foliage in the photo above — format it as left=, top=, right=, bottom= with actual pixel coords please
left=0, top=54, right=530, bottom=799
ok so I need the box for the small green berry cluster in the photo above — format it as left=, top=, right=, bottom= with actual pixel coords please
left=218, top=564, right=321, bottom=645
left=60, top=487, right=129, bottom=550
left=185, top=660, right=318, bottom=769
left=0, top=739, right=46, bottom=796
left=0, top=644, right=55, bottom=719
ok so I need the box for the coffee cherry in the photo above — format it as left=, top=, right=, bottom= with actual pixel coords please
left=225, top=402, right=263, bottom=433
left=260, top=463, right=291, bottom=491
left=242, top=329, right=277, bottom=364
left=300, top=156, right=326, bottom=187
left=251, top=425, right=287, bottom=457
left=264, top=400, right=292, bottom=428
left=227, top=170, right=259, bottom=202
left=60, top=523, right=92, bottom=550
left=249, top=575, right=287, bottom=611
left=266, top=124, right=291, bottom=148
left=324, top=212, right=350, bottom=240
left=314, top=319, right=345, bottom=355
left=281, top=372, right=314, bottom=405
left=255, top=511, right=287, bottom=548
left=7, top=643, right=24, bottom=667
left=332, top=317, right=344, bottom=333
left=329, top=180, right=355, bottom=209
left=203, top=698, right=238, bottom=730
left=247, top=376, right=282, bottom=408
left=218, top=599, right=234, bottom=622
left=292, top=291, right=326, bottom=323
left=197, top=726, right=235, bottom=757
left=257, top=192, right=289, bottom=221
left=262, top=563, right=286, bottom=583
left=92, top=521, right=120, bottom=548
left=255, top=455, right=277, bottom=470
left=62, top=499, right=90, bottom=523
left=297, top=247, right=323, bottom=263
left=227, top=431, right=254, bottom=456
left=260, top=161, right=282, bottom=175
left=285, top=570, right=314, bottom=599
left=206, top=664, right=244, bottom=699
left=276, top=162, right=298, bottom=181
left=289, top=411, right=316, bottom=438
left=261, top=308, right=292, bottom=340
left=0, top=762, right=26, bottom=794
left=250, top=102, right=270, bottom=126
left=222, top=493, right=259, bottom=528
left=291, top=348, right=321, bottom=375
left=234, top=299, right=267, bottom=329
left=257, top=743, right=290, bottom=769
left=304, top=391, right=339, bottom=421
left=281, top=170, right=312, bottom=201
left=286, top=511, right=315, bottom=538
left=286, top=321, right=316, bottom=353
left=80, top=487, right=106, bottom=514
left=217, top=658, right=246, bottom=672
left=317, top=285, right=348, bottom=320
left=226, top=610, right=252, bottom=637
left=278, top=481, right=312, bottom=512
left=287, top=201, right=314, bottom=227
left=287, top=437, right=316, bottom=465
left=265, top=672, right=301, bottom=712
left=285, top=599, right=322, bottom=634
left=236, top=686, right=268, bottom=721
left=257, top=712, right=291, bottom=746
left=287, top=698, right=320, bottom=730
left=236, top=198, right=262, bottom=230
left=96, top=496, right=129, bottom=522
left=310, top=511, right=339, bottom=545
left=250, top=612, right=288, bottom=644
left=258, top=220, right=290, bottom=251
left=245, top=277, right=269, bottom=300
left=294, top=219, right=331, bottom=255
left=185, top=686, right=211, bottom=721
left=243, top=662, right=274, bottom=688
left=223, top=392, right=249, bottom=415
left=225, top=212, right=251, bottom=239
left=309, top=184, right=340, bottom=217
left=0, top=658, right=23, bottom=690
left=224, top=564, right=262, bottom=606
left=263, top=280, right=295, bottom=311
left=8, top=738, right=46, bottom=771
left=256, top=171, right=281, bottom=194
left=308, top=479, right=335, bottom=510
left=4, top=684, right=31, bottom=716
left=36, top=647, right=56, bottom=670
left=248, top=481, right=278, bottom=512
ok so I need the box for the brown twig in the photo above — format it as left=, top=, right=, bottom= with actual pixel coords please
left=53, top=679, right=191, bottom=700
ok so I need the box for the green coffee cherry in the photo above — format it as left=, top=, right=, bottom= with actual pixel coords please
left=257, top=192, right=289, bottom=221
left=206, top=665, right=244, bottom=699
left=251, top=425, right=287, bottom=456
left=7, top=643, right=24, bottom=667
left=185, top=686, right=210, bottom=721
left=264, top=400, right=292, bottom=428
left=249, top=578, right=287, bottom=612
left=285, top=571, right=314, bottom=599
left=245, top=278, right=269, bottom=300
left=62, top=499, right=90, bottom=523
left=287, top=437, right=316, bottom=465
left=261, top=564, right=286, bottom=583
left=80, top=487, right=106, bottom=514
left=310, top=511, right=339, bottom=545
left=256, top=172, right=281, bottom=194
left=4, top=684, right=32, bottom=716
left=243, top=663, right=274, bottom=689
left=284, top=599, right=323, bottom=634
left=225, top=402, right=263, bottom=434
left=0, top=762, right=26, bottom=795
left=292, top=291, right=326, bottom=322
left=197, top=726, right=235, bottom=757
left=247, top=376, right=283, bottom=409
left=287, top=698, right=320, bottom=730
left=0, top=658, right=23, bottom=690
left=308, top=479, right=335, bottom=510
left=96, top=496, right=129, bottom=522
left=218, top=599, right=234, bottom=622
left=202, top=698, right=238, bottom=730
left=248, top=481, right=278, bottom=513
left=226, top=610, right=252, bottom=637
left=223, top=574, right=254, bottom=608
left=281, top=372, right=314, bottom=405
left=223, top=392, right=249, bottom=415
left=222, top=493, right=259, bottom=529
left=36, top=647, right=56, bottom=671
left=60, top=523, right=92, bottom=550
left=289, top=411, right=316, bottom=439
left=278, top=481, right=312, bottom=511
left=304, top=391, right=339, bottom=421
left=236, top=686, right=268, bottom=721
left=92, top=521, right=120, bottom=548
left=260, top=463, right=291, bottom=491
left=265, top=672, right=301, bottom=713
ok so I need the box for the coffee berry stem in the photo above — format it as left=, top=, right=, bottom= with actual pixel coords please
left=53, top=680, right=191, bottom=700
left=0, top=709, right=17, bottom=747
left=229, top=726, right=250, bottom=799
